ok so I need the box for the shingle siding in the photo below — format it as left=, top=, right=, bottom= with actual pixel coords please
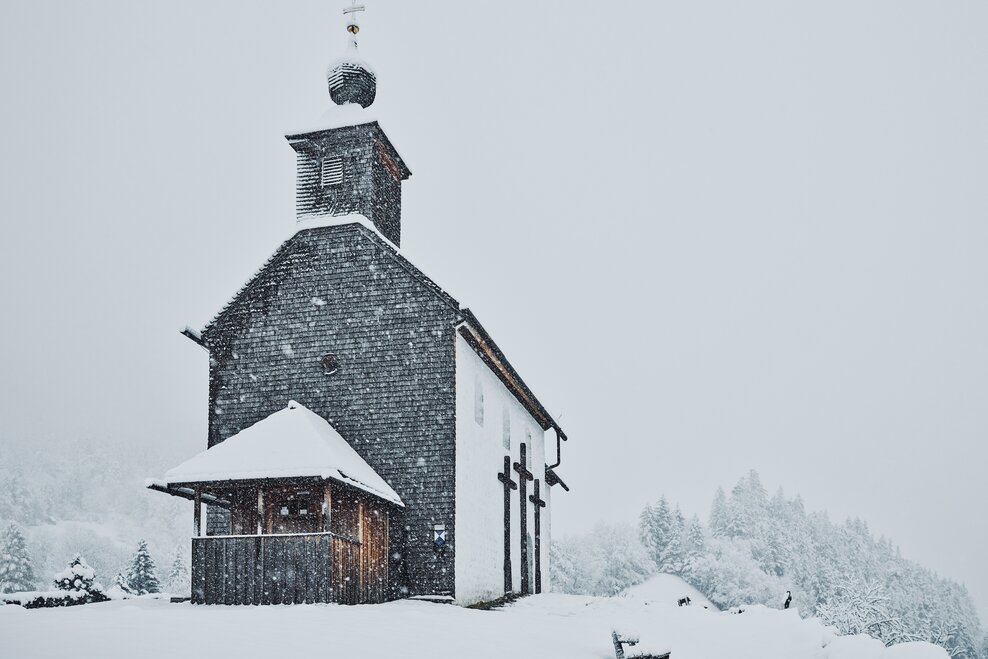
left=291, top=124, right=404, bottom=246
left=202, top=223, right=460, bottom=597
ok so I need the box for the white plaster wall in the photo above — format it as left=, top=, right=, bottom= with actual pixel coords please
left=454, top=333, right=549, bottom=604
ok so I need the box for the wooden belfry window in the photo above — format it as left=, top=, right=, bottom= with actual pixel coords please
left=322, top=156, right=344, bottom=187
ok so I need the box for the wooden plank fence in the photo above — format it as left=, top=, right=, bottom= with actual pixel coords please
left=192, top=533, right=363, bottom=605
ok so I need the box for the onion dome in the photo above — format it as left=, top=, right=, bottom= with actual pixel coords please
left=327, top=8, right=376, bottom=108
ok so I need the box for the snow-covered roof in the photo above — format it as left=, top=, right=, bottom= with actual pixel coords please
left=287, top=103, right=379, bottom=135
left=154, top=401, right=403, bottom=506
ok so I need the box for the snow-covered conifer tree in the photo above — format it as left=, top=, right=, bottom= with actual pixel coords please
left=682, top=515, right=706, bottom=578
left=686, top=516, right=705, bottom=553
left=165, top=545, right=190, bottom=595
left=709, top=487, right=728, bottom=537
left=125, top=539, right=160, bottom=595
left=548, top=540, right=580, bottom=594
left=639, top=496, right=674, bottom=567
left=658, top=507, right=687, bottom=574
left=113, top=572, right=132, bottom=595
left=0, top=522, right=36, bottom=593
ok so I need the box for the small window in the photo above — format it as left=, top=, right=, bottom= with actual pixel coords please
left=269, top=490, right=320, bottom=534
left=474, top=377, right=484, bottom=426
left=525, top=431, right=532, bottom=468
left=501, top=408, right=511, bottom=450
left=322, top=156, right=343, bottom=186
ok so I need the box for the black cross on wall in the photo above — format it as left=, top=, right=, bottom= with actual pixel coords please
left=497, top=455, right=517, bottom=594
left=529, top=479, right=547, bottom=594
left=514, top=443, right=535, bottom=594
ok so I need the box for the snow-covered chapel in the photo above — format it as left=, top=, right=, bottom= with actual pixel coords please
left=148, top=5, right=569, bottom=606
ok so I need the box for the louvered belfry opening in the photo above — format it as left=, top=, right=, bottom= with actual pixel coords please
left=322, top=156, right=344, bottom=187
left=287, top=124, right=411, bottom=246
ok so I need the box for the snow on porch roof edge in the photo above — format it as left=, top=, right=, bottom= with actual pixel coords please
left=148, top=401, right=404, bottom=507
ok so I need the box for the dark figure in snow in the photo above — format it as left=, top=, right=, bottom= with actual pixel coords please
left=677, top=597, right=691, bottom=607
left=784, top=591, right=792, bottom=609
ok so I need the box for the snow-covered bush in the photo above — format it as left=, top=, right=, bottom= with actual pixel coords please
left=0, top=554, right=109, bottom=608
left=551, top=522, right=654, bottom=596
left=687, top=537, right=789, bottom=610
left=54, top=554, right=102, bottom=593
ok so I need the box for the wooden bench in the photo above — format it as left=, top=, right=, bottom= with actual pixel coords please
left=612, top=631, right=671, bottom=659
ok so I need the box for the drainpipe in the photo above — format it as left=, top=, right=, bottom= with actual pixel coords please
left=548, top=427, right=567, bottom=469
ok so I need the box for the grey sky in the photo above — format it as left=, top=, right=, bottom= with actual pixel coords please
left=1, top=1, right=985, bottom=622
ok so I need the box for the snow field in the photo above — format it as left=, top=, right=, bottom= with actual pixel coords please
left=0, top=582, right=949, bottom=659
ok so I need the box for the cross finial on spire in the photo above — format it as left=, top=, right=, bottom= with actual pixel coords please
left=344, top=1, right=366, bottom=35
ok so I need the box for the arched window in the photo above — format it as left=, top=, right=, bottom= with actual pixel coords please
left=321, top=353, right=340, bottom=375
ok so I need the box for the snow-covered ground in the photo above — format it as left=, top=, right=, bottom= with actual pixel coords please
left=619, top=572, right=716, bottom=609
left=0, top=576, right=949, bottom=659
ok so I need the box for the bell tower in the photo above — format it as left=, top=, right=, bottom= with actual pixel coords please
left=286, top=2, right=411, bottom=246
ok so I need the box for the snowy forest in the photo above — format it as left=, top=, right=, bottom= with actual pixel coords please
left=0, top=433, right=191, bottom=598
left=551, top=471, right=987, bottom=659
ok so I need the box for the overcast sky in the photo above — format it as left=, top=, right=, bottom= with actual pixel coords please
left=0, top=0, right=985, bottom=622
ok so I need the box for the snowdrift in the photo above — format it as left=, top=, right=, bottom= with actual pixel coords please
left=0, top=579, right=950, bottom=659
left=619, top=573, right=716, bottom=609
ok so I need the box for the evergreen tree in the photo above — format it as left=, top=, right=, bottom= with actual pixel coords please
left=638, top=502, right=656, bottom=560
left=659, top=506, right=687, bottom=574
left=165, top=545, right=190, bottom=595
left=686, top=515, right=705, bottom=554
left=639, top=496, right=674, bottom=568
left=709, top=487, right=728, bottom=537
left=0, top=522, right=37, bottom=593
left=548, top=540, right=580, bottom=594
left=125, top=539, right=160, bottom=595
left=113, top=572, right=133, bottom=595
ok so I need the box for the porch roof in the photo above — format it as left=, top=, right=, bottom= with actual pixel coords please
left=148, top=400, right=403, bottom=506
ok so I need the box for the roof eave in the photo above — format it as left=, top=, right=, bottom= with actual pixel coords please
left=457, top=308, right=567, bottom=439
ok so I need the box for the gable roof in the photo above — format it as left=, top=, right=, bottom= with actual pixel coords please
left=153, top=400, right=403, bottom=506
left=194, top=217, right=567, bottom=445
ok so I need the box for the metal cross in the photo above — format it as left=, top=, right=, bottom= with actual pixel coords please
left=344, top=1, right=366, bottom=34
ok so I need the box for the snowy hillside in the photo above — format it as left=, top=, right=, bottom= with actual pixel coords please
left=620, top=573, right=715, bottom=609
left=0, top=588, right=949, bottom=659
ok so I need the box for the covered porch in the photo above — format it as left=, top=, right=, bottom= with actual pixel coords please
left=147, top=401, right=403, bottom=605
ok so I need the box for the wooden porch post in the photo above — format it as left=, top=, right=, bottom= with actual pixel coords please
left=322, top=483, right=332, bottom=532
left=256, top=486, right=264, bottom=535
left=193, top=488, right=202, bottom=537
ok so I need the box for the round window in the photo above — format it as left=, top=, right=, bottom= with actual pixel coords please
left=321, top=353, right=340, bottom=375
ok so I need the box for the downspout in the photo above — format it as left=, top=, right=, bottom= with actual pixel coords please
left=548, top=427, right=567, bottom=469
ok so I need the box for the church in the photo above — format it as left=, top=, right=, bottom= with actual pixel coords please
left=148, top=5, right=570, bottom=606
